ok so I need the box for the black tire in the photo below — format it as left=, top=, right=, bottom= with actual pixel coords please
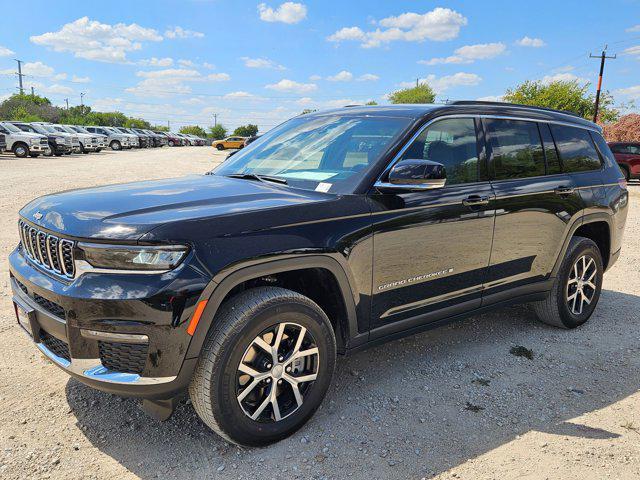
left=532, top=236, right=603, bottom=329
left=189, top=286, right=336, bottom=446
left=29, top=153, right=39, bottom=158
left=216, top=144, right=224, bottom=150
left=168, top=141, right=174, bottom=147
left=44, top=146, right=53, bottom=157
left=96, top=148, right=102, bottom=152
left=110, top=140, right=121, bottom=151
left=12, top=143, right=28, bottom=158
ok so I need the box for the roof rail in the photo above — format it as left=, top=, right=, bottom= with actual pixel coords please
left=449, top=100, right=582, bottom=118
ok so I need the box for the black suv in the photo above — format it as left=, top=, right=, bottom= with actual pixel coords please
left=9, top=102, right=628, bottom=446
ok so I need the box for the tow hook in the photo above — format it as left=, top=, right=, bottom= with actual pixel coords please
left=141, top=397, right=181, bottom=421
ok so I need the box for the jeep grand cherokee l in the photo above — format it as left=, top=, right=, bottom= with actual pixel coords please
left=9, top=102, right=628, bottom=446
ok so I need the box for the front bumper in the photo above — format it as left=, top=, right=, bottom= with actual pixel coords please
left=52, top=144, right=71, bottom=154
left=9, top=246, right=207, bottom=399
left=29, top=144, right=47, bottom=152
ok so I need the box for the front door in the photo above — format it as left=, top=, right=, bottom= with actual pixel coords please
left=369, top=117, right=495, bottom=337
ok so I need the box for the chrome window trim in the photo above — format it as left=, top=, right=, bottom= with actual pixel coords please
left=375, top=113, right=604, bottom=188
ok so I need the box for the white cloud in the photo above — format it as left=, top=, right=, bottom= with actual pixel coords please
left=309, top=74, right=322, bottom=81
left=295, top=97, right=314, bottom=106
left=0, top=46, right=15, bottom=56
left=43, top=84, right=74, bottom=95
left=623, top=45, right=640, bottom=57
left=399, top=72, right=482, bottom=93
left=126, top=68, right=229, bottom=98
left=541, top=72, right=587, bottom=84
left=265, top=78, right=317, bottom=93
left=207, top=72, right=231, bottom=81
left=30, top=17, right=162, bottom=63
left=626, top=24, right=640, bottom=32
left=357, top=73, right=379, bottom=81
left=178, top=59, right=195, bottom=67
left=139, top=57, right=174, bottom=67
left=181, top=97, right=205, bottom=105
left=72, top=75, right=90, bottom=83
left=516, top=36, right=546, bottom=47
left=164, top=27, right=204, bottom=39
left=241, top=56, right=286, bottom=70
left=327, top=70, right=353, bottom=82
left=258, top=2, right=307, bottom=24
left=420, top=42, right=506, bottom=65
left=476, top=95, right=503, bottom=102
left=22, top=61, right=55, bottom=77
left=328, top=8, right=467, bottom=48
left=223, top=91, right=258, bottom=100
left=615, top=85, right=640, bottom=100
left=202, top=62, right=215, bottom=69
left=53, top=73, right=67, bottom=81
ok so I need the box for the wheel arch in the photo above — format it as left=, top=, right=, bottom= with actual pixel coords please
left=185, top=255, right=361, bottom=359
left=552, top=213, right=613, bottom=276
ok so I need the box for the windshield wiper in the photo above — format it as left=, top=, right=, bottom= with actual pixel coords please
left=224, top=173, right=288, bottom=185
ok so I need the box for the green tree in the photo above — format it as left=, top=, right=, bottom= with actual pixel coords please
left=388, top=83, right=436, bottom=104
left=365, top=100, right=378, bottom=106
left=152, top=124, right=169, bottom=132
left=503, top=80, right=619, bottom=123
left=300, top=108, right=317, bottom=115
left=179, top=125, right=207, bottom=137
left=233, top=124, right=259, bottom=137
left=124, top=117, right=152, bottom=129
left=208, top=124, right=228, bottom=140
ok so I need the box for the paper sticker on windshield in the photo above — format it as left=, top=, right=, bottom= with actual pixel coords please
left=315, top=182, right=332, bottom=193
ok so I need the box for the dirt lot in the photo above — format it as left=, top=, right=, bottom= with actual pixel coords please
left=0, top=146, right=639, bottom=480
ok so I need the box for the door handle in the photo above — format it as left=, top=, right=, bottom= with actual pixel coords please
left=554, top=186, right=575, bottom=195
left=462, top=195, right=490, bottom=207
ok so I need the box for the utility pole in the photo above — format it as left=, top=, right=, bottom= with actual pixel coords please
left=64, top=98, right=69, bottom=110
left=80, top=92, right=85, bottom=107
left=30, top=86, right=34, bottom=97
left=589, top=46, right=616, bottom=123
left=213, top=113, right=217, bottom=126
left=416, top=78, right=419, bottom=87
left=167, top=120, right=170, bottom=131
left=15, top=59, right=24, bottom=94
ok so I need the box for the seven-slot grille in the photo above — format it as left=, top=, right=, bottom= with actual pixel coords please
left=18, top=220, right=75, bottom=278
left=39, top=138, right=48, bottom=146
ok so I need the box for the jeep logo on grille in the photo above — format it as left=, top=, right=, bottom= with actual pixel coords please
left=33, top=211, right=43, bottom=220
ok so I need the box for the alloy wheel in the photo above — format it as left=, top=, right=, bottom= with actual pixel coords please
left=566, top=254, right=598, bottom=315
left=236, top=322, right=319, bottom=422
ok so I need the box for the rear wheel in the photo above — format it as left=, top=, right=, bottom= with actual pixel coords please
left=12, top=143, right=28, bottom=158
left=189, top=287, right=336, bottom=446
left=216, top=144, right=224, bottom=150
left=532, top=236, right=603, bottom=329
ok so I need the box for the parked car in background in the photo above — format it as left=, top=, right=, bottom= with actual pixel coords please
left=0, top=121, right=49, bottom=158
left=86, top=126, right=131, bottom=150
left=608, top=142, right=640, bottom=181
left=56, top=125, right=100, bottom=154
left=0, top=132, right=6, bottom=152
left=113, top=127, right=143, bottom=148
left=211, top=136, right=246, bottom=150
left=68, top=125, right=108, bottom=152
left=144, top=129, right=167, bottom=147
left=33, top=123, right=79, bottom=155
left=244, top=135, right=261, bottom=147
left=11, top=122, right=70, bottom=157
left=173, top=133, right=189, bottom=146
left=128, top=128, right=151, bottom=148
left=162, top=132, right=183, bottom=147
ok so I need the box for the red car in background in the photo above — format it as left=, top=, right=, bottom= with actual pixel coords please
left=608, top=142, right=640, bottom=181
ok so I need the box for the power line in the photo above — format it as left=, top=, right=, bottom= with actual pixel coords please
left=589, top=45, right=616, bottom=122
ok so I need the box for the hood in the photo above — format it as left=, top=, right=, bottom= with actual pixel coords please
left=17, top=131, right=46, bottom=139
left=19, top=174, right=329, bottom=241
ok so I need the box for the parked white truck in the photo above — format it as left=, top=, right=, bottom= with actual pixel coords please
left=0, top=121, right=48, bottom=158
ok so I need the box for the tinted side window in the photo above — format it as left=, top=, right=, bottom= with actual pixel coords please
left=485, top=119, right=545, bottom=180
left=550, top=125, right=601, bottom=172
left=539, top=123, right=561, bottom=175
left=400, top=118, right=478, bottom=185
left=609, top=144, right=625, bottom=154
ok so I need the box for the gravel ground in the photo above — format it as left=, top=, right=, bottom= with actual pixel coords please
left=0, top=146, right=639, bottom=480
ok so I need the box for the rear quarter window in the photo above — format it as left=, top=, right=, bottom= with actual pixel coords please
left=550, top=125, right=602, bottom=173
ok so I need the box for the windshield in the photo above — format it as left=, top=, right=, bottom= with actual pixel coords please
left=58, top=125, right=76, bottom=134
left=71, top=126, right=91, bottom=134
left=213, top=114, right=411, bottom=194
left=37, top=124, right=57, bottom=133
left=1, top=122, right=22, bottom=133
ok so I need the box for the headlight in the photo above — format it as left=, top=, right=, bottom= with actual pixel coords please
left=77, top=243, right=188, bottom=271
left=55, top=136, right=65, bottom=144
left=29, top=138, right=40, bottom=145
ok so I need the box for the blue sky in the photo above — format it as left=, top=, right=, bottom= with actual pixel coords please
left=0, top=0, right=639, bottom=132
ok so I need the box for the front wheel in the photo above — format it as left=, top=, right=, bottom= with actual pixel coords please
left=110, top=140, right=122, bottom=151
left=29, top=153, right=40, bottom=158
left=12, top=143, right=28, bottom=158
left=189, top=287, right=336, bottom=446
left=216, top=144, right=224, bottom=150
left=532, top=236, right=603, bottom=329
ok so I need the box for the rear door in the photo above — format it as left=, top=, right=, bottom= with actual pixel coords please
left=369, top=117, right=495, bottom=336
left=482, top=118, right=584, bottom=303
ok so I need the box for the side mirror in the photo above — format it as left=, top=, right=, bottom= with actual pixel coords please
left=375, top=159, right=446, bottom=192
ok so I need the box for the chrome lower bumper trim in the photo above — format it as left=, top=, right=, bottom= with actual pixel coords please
left=36, top=334, right=176, bottom=386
